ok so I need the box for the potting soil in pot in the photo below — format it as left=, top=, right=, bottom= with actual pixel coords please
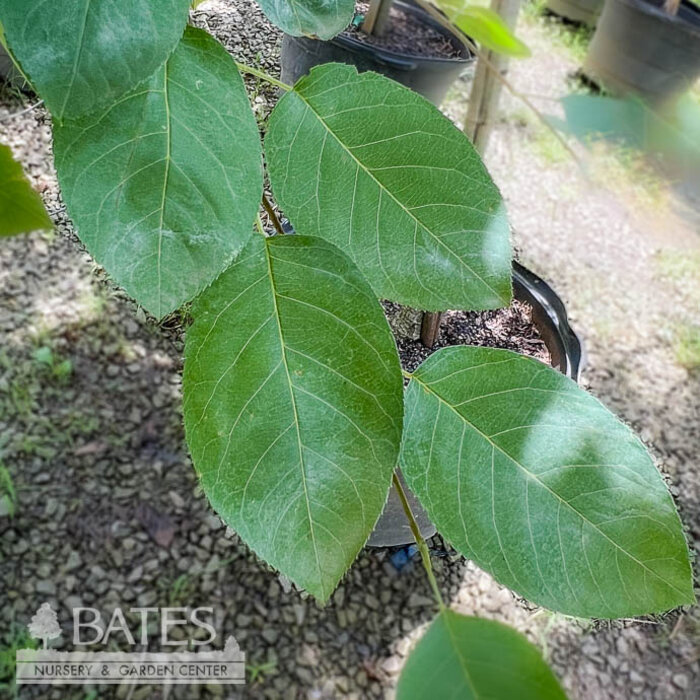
left=383, top=300, right=552, bottom=373
left=348, top=1, right=462, bottom=58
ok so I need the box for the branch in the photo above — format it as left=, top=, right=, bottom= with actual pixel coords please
left=392, top=470, right=445, bottom=610
left=235, top=62, right=291, bottom=92
left=262, top=193, right=285, bottom=235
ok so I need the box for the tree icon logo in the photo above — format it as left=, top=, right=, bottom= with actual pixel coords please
left=27, top=603, right=62, bottom=650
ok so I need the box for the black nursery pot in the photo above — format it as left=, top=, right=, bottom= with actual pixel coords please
left=584, top=0, right=700, bottom=104
left=279, top=1, right=474, bottom=106
left=367, top=262, right=585, bottom=547
left=545, top=0, right=603, bottom=26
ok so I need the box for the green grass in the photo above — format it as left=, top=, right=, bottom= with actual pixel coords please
left=0, top=618, right=38, bottom=698
left=165, top=573, right=196, bottom=607
left=0, top=462, right=16, bottom=517
left=246, top=658, right=278, bottom=684
left=674, top=324, right=700, bottom=371
left=655, top=249, right=700, bottom=284
left=522, top=0, right=595, bottom=63
left=533, top=127, right=570, bottom=163
left=654, top=248, right=700, bottom=371
left=510, top=108, right=571, bottom=164
left=588, top=141, right=670, bottom=210
left=33, top=345, right=73, bottom=382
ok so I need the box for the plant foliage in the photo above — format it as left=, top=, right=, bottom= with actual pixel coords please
left=397, top=611, right=567, bottom=699
left=266, top=63, right=512, bottom=311
left=184, top=234, right=403, bottom=600
left=434, top=0, right=531, bottom=57
left=401, top=346, right=693, bottom=618
left=0, top=0, right=192, bottom=120
left=0, top=143, right=51, bottom=237
left=53, top=27, right=263, bottom=318
left=255, top=0, right=355, bottom=40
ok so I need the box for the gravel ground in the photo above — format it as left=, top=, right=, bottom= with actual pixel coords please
left=1, top=2, right=699, bottom=699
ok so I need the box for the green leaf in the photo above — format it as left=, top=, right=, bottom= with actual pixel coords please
left=266, top=63, right=511, bottom=312
left=53, top=27, right=263, bottom=319
left=183, top=233, right=403, bottom=601
left=0, top=0, right=191, bottom=121
left=401, top=346, right=694, bottom=618
left=255, top=0, right=355, bottom=40
left=435, top=2, right=530, bottom=58
left=397, top=610, right=567, bottom=700
left=0, top=143, right=51, bottom=237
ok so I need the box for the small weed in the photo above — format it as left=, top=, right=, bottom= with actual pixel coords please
left=32, top=345, right=73, bottom=383
left=0, top=617, right=38, bottom=698
left=165, top=573, right=196, bottom=607
left=18, top=434, right=57, bottom=459
left=0, top=77, right=26, bottom=105
left=0, top=462, right=16, bottom=518
left=77, top=286, right=107, bottom=323
left=246, top=658, right=277, bottom=683
left=7, top=379, right=32, bottom=416
left=67, top=411, right=101, bottom=438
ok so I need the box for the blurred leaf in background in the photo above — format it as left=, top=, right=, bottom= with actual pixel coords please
left=549, top=93, right=700, bottom=177
left=433, top=0, right=531, bottom=57
left=0, top=143, right=51, bottom=237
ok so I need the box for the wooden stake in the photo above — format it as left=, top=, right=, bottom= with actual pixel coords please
left=420, top=311, right=443, bottom=347
left=363, top=0, right=393, bottom=36
left=464, top=0, right=523, bottom=152
left=421, top=0, right=522, bottom=348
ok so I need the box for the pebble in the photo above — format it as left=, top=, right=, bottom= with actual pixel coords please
left=381, top=656, right=402, bottom=675
left=294, top=603, right=306, bottom=626
left=137, top=591, right=157, bottom=607
left=407, top=593, right=433, bottom=608
left=169, top=490, right=185, bottom=508
left=65, top=550, right=82, bottom=571
left=262, top=628, right=279, bottom=644
left=35, top=580, right=56, bottom=595
left=672, top=673, right=689, bottom=689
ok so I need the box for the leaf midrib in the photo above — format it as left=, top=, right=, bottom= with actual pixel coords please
left=409, top=373, right=689, bottom=600
left=263, top=238, right=325, bottom=599
left=156, top=59, right=174, bottom=319
left=290, top=93, right=508, bottom=306
left=442, top=611, right=481, bottom=699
